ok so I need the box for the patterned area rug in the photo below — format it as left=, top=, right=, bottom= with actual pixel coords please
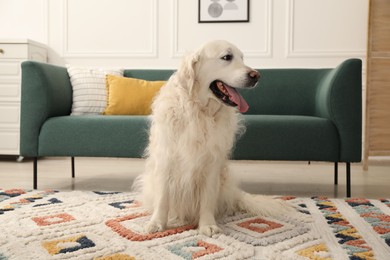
left=1, top=189, right=390, bottom=260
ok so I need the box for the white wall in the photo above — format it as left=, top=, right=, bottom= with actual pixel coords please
left=0, top=0, right=369, bottom=69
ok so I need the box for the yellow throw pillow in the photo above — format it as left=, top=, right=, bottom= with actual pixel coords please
left=104, top=75, right=166, bottom=115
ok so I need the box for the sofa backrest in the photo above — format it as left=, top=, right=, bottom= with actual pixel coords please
left=124, top=70, right=175, bottom=81
left=241, top=69, right=330, bottom=116
left=124, top=68, right=334, bottom=116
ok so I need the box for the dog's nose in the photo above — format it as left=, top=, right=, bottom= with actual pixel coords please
left=249, top=70, right=260, bottom=80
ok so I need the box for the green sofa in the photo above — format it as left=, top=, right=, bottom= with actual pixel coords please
left=20, top=59, right=362, bottom=196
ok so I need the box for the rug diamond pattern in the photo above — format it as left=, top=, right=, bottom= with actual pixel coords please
left=1, top=189, right=389, bottom=259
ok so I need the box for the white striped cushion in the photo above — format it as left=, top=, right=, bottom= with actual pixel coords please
left=66, top=66, right=124, bottom=115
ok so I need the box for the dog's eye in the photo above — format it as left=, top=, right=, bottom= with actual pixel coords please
left=221, top=54, right=233, bottom=61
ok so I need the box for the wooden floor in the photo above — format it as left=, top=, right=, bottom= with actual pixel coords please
left=1, top=157, right=389, bottom=198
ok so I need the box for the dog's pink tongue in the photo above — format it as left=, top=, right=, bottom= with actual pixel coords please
left=225, top=86, right=249, bottom=113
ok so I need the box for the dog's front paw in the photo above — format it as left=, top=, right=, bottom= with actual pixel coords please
left=145, top=221, right=165, bottom=233
left=199, top=224, right=222, bottom=237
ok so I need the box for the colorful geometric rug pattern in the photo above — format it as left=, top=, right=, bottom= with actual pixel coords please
left=0, top=189, right=390, bottom=259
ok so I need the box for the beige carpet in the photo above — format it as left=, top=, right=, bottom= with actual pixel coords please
left=1, top=189, right=389, bottom=259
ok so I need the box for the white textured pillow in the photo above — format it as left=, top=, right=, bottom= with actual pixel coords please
left=66, top=66, right=124, bottom=115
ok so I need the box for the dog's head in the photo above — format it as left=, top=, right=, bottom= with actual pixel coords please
left=178, top=40, right=260, bottom=113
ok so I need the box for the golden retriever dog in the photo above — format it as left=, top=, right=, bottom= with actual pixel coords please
left=133, top=40, right=293, bottom=237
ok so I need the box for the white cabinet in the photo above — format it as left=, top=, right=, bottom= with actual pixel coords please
left=0, top=39, right=47, bottom=155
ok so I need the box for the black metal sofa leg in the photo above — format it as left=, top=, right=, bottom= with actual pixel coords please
left=334, top=162, right=351, bottom=197
left=34, top=157, right=76, bottom=190
left=33, top=157, right=38, bottom=189
left=346, top=162, right=351, bottom=198
left=71, top=157, right=75, bottom=178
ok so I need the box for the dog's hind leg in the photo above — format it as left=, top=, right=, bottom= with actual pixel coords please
left=145, top=160, right=170, bottom=233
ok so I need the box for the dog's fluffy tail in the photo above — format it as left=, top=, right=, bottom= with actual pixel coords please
left=237, top=192, right=296, bottom=217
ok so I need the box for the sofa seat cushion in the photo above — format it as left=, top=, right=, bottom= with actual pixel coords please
left=39, top=114, right=339, bottom=161
left=39, top=115, right=150, bottom=157
left=233, top=115, right=340, bottom=161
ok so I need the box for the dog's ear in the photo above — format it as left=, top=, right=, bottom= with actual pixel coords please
left=177, top=51, right=200, bottom=92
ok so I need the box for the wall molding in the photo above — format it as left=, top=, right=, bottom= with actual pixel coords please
left=172, top=0, right=273, bottom=58
left=62, top=0, right=158, bottom=58
left=42, top=0, right=49, bottom=45
left=247, top=0, right=273, bottom=58
left=172, top=0, right=180, bottom=58
left=285, top=0, right=366, bottom=58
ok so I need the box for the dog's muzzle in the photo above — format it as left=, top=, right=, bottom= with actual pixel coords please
left=209, top=81, right=250, bottom=113
left=209, top=70, right=260, bottom=113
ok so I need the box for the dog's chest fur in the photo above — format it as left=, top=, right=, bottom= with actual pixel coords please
left=151, top=92, right=240, bottom=163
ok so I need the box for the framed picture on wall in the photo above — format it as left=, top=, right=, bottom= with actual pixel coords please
left=198, top=0, right=250, bottom=23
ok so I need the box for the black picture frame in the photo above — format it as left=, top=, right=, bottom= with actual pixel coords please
left=198, top=0, right=250, bottom=23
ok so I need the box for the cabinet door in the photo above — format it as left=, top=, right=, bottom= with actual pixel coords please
left=367, top=58, right=390, bottom=154
left=0, top=102, right=20, bottom=154
left=364, top=0, right=390, bottom=168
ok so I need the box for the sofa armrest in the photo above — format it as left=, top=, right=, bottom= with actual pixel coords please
left=315, top=59, right=362, bottom=162
left=20, top=61, right=72, bottom=157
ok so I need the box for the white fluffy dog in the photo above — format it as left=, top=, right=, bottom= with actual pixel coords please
left=134, top=40, right=293, bottom=236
